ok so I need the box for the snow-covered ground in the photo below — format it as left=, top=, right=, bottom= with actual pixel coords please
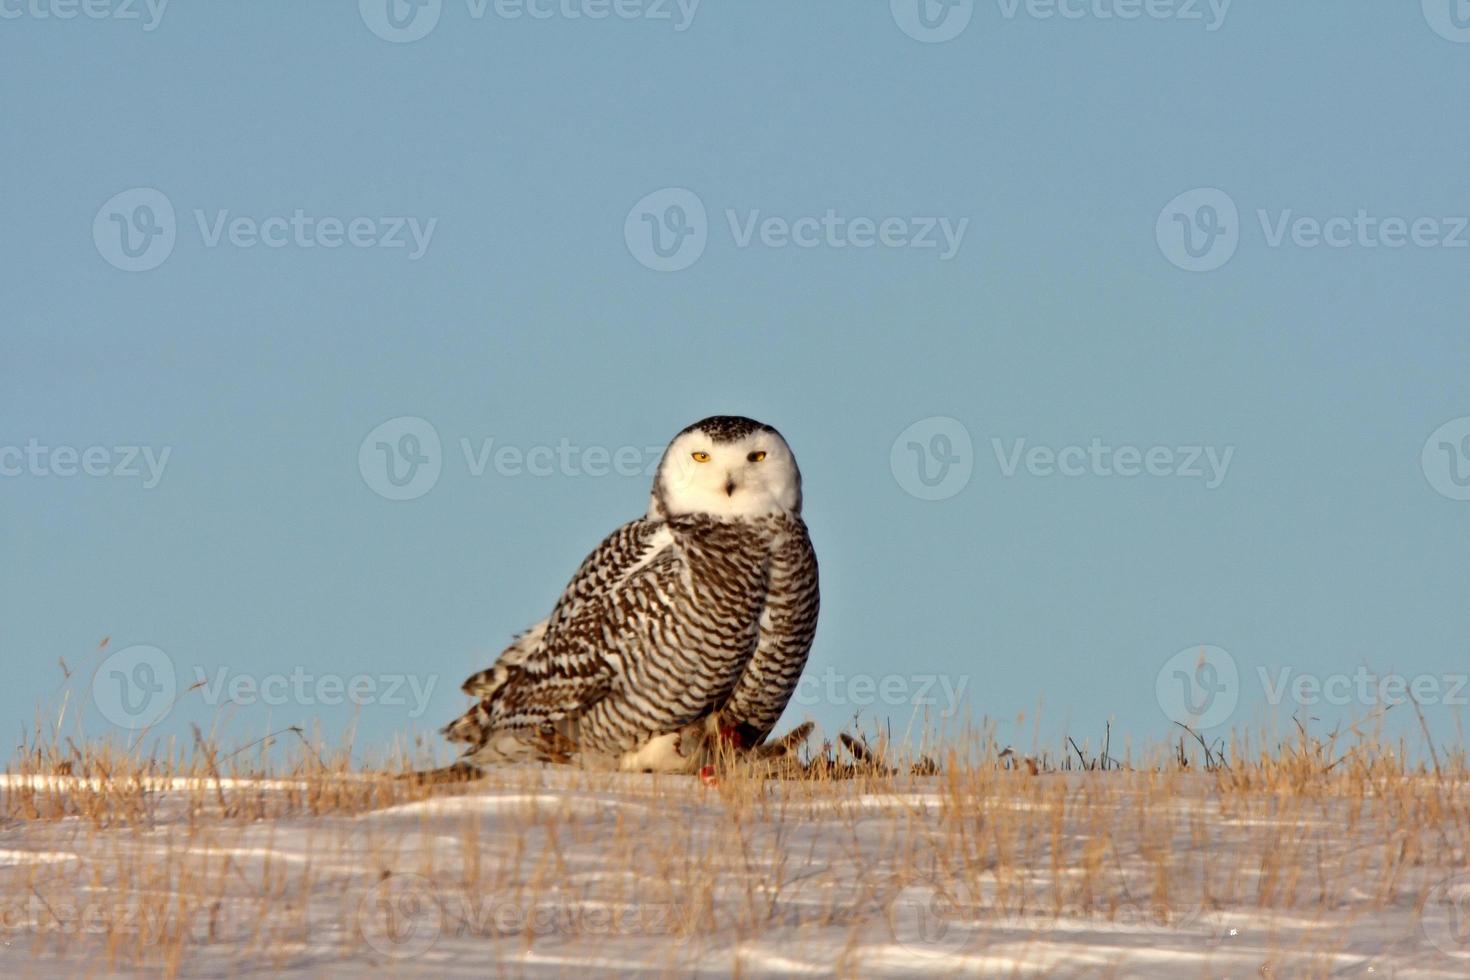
left=2, top=767, right=1468, bottom=977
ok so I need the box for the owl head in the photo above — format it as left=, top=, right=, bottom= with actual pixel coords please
left=650, top=416, right=803, bottom=520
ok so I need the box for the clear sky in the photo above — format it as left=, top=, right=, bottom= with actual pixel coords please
left=4, top=2, right=1469, bottom=765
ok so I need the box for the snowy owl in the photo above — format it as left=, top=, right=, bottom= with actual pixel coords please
left=443, top=415, right=820, bottom=773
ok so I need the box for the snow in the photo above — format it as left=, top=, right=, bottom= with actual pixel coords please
left=2, top=768, right=1467, bottom=977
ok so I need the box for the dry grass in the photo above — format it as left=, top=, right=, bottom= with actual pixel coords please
left=7, top=642, right=1469, bottom=976
left=4, top=708, right=1468, bottom=978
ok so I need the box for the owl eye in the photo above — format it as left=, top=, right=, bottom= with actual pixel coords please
left=748, top=451, right=767, bottom=462
left=691, top=451, right=711, bottom=463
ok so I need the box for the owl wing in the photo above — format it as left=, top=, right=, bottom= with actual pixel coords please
left=720, top=516, right=819, bottom=745
left=447, top=518, right=678, bottom=740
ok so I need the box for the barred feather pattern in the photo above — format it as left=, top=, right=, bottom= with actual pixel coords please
left=443, top=512, right=818, bottom=766
left=721, top=523, right=819, bottom=744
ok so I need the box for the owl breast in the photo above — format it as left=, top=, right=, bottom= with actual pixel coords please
left=569, top=515, right=781, bottom=753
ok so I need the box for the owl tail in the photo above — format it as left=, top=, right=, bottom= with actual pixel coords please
left=442, top=701, right=577, bottom=766
left=442, top=702, right=492, bottom=745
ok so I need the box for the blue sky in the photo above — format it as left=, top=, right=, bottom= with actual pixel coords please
left=3, top=2, right=1469, bottom=764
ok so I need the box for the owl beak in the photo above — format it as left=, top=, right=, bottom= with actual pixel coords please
left=724, top=476, right=737, bottom=497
